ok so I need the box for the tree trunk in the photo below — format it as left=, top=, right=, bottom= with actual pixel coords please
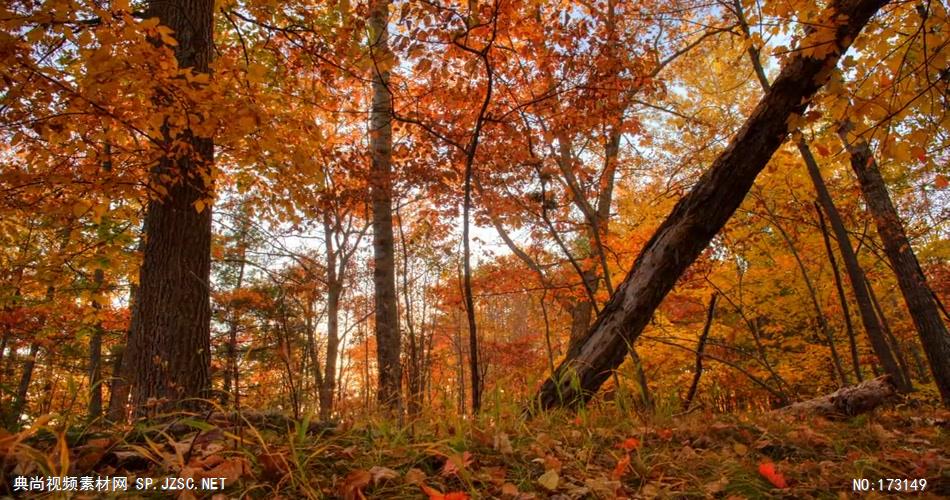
left=866, top=280, right=914, bottom=387
left=838, top=124, right=950, bottom=407
left=368, top=0, right=401, bottom=415
left=534, top=0, right=886, bottom=410
left=733, top=0, right=905, bottom=390
left=320, top=214, right=341, bottom=420
left=88, top=268, right=105, bottom=419
left=816, top=203, right=863, bottom=382
left=684, top=293, right=718, bottom=411
left=799, top=139, right=908, bottom=390
left=126, top=0, right=214, bottom=416
left=761, top=200, right=848, bottom=384
left=7, top=342, right=40, bottom=428
left=397, top=210, right=422, bottom=419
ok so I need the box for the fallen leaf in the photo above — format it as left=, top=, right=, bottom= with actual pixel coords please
left=501, top=482, right=520, bottom=497
left=494, top=432, right=514, bottom=454
left=404, top=467, right=427, bottom=485
left=369, top=465, right=399, bottom=484
left=200, top=457, right=248, bottom=486
left=758, top=462, right=788, bottom=489
left=421, top=484, right=470, bottom=500
left=340, top=469, right=372, bottom=500
left=611, top=454, right=630, bottom=481
left=537, top=469, right=559, bottom=491
left=620, top=437, right=640, bottom=451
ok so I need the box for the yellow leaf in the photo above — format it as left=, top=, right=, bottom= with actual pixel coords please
left=72, top=201, right=91, bottom=217
left=194, top=200, right=206, bottom=213
left=538, top=469, right=559, bottom=491
left=247, top=62, right=268, bottom=83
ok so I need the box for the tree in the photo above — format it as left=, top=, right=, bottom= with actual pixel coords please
left=838, top=123, right=950, bottom=407
left=125, top=0, right=215, bottom=415
left=535, top=0, right=888, bottom=410
left=368, top=0, right=402, bottom=414
left=730, top=0, right=909, bottom=391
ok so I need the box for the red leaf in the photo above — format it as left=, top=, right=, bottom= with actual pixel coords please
left=758, top=462, right=788, bottom=489
left=421, top=484, right=470, bottom=500
left=611, top=453, right=631, bottom=481
left=619, top=437, right=640, bottom=451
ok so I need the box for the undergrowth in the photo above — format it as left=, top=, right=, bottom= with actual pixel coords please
left=1, top=399, right=947, bottom=499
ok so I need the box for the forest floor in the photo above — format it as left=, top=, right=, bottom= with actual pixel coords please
left=1, top=398, right=948, bottom=499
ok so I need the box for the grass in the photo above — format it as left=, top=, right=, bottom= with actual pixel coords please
left=1, top=398, right=947, bottom=498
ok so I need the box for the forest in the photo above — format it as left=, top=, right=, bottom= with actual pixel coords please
left=1, top=0, right=949, bottom=497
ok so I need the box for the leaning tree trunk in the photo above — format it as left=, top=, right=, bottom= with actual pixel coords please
left=368, top=0, right=401, bottom=415
left=838, top=125, right=950, bottom=407
left=733, top=0, right=907, bottom=390
left=534, top=0, right=887, bottom=410
left=126, top=0, right=214, bottom=416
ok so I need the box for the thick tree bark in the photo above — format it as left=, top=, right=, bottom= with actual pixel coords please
left=368, top=0, right=401, bottom=415
left=684, top=293, right=718, bottom=411
left=838, top=126, right=950, bottom=407
left=734, top=0, right=905, bottom=390
left=126, top=0, right=214, bottom=416
left=816, top=203, right=863, bottom=382
left=779, top=375, right=897, bottom=418
left=534, top=0, right=887, bottom=410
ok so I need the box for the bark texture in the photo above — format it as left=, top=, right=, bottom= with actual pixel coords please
left=126, top=0, right=214, bottom=415
left=368, top=0, right=401, bottom=414
left=534, top=0, right=887, bottom=410
left=839, top=128, right=950, bottom=407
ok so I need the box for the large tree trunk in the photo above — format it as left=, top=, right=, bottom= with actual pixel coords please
left=534, top=0, right=887, bottom=410
left=368, top=0, right=401, bottom=415
left=126, top=0, right=214, bottom=416
left=733, top=0, right=907, bottom=391
left=838, top=126, right=950, bottom=407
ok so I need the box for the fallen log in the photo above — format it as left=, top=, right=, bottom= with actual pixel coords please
left=778, top=375, right=898, bottom=419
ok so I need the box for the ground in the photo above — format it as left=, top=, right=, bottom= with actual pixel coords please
left=1, top=400, right=947, bottom=499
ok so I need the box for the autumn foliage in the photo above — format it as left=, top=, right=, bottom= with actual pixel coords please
left=1, top=0, right=948, bottom=496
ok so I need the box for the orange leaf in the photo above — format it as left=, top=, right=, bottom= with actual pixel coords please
left=758, top=462, right=788, bottom=488
left=340, top=469, right=371, bottom=500
left=611, top=453, right=631, bottom=481
left=620, top=437, right=640, bottom=450
left=421, top=484, right=470, bottom=500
